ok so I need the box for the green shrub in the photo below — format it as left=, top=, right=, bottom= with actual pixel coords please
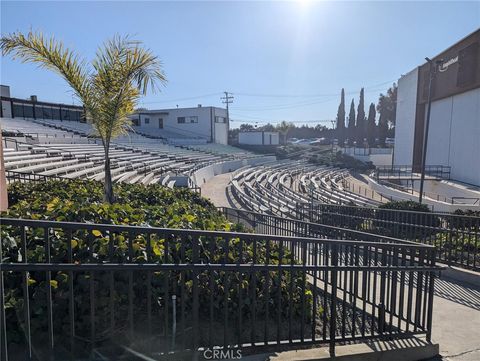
left=308, top=151, right=374, bottom=172
left=1, top=180, right=314, bottom=351
left=448, top=209, right=480, bottom=229
left=374, top=200, right=440, bottom=239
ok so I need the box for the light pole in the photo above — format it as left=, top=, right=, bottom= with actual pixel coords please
left=418, top=57, right=443, bottom=204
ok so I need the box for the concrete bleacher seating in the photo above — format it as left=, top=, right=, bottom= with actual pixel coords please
left=1, top=117, right=262, bottom=188
left=228, top=160, right=382, bottom=218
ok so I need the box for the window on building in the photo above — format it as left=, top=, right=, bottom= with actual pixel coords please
left=215, top=116, right=226, bottom=123
left=178, top=116, right=198, bottom=124
left=12, top=104, right=24, bottom=118
left=23, top=105, right=34, bottom=118
left=62, top=108, right=70, bottom=121
left=144, top=117, right=150, bottom=124
left=43, top=107, right=52, bottom=119
left=159, top=118, right=163, bottom=129
left=51, top=107, right=60, bottom=120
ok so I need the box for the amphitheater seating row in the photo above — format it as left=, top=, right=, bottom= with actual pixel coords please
left=228, top=161, right=382, bottom=219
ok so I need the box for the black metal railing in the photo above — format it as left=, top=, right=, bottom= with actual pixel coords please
left=5, top=170, right=69, bottom=183
left=0, top=217, right=438, bottom=360
left=373, top=165, right=451, bottom=181
left=293, top=203, right=480, bottom=270
left=220, top=207, right=420, bottom=247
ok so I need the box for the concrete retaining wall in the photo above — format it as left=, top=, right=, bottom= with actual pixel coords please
left=368, top=176, right=480, bottom=212
left=192, top=156, right=276, bottom=186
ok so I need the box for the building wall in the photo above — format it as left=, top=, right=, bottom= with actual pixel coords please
left=426, top=87, right=480, bottom=186
left=238, top=131, right=279, bottom=145
left=239, top=132, right=263, bottom=145
left=263, top=132, right=280, bottom=145
left=137, top=106, right=228, bottom=144
left=413, top=29, right=480, bottom=167
left=394, top=68, right=419, bottom=166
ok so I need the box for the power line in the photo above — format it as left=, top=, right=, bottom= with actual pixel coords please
left=231, top=118, right=334, bottom=124
left=230, top=86, right=393, bottom=112
left=142, top=92, right=223, bottom=105
left=232, top=79, right=396, bottom=99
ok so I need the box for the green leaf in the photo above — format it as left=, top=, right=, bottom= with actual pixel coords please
left=50, top=280, right=58, bottom=289
left=92, top=230, right=102, bottom=237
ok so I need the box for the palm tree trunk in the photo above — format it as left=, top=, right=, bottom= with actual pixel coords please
left=103, top=144, right=115, bottom=203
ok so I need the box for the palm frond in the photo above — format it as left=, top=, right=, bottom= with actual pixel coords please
left=1, top=31, right=93, bottom=109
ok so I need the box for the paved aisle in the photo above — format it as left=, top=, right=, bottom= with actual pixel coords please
left=200, top=172, right=234, bottom=208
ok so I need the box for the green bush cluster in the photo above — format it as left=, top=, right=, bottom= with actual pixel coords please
left=374, top=200, right=440, bottom=238
left=1, top=180, right=314, bottom=353
left=308, top=151, right=374, bottom=172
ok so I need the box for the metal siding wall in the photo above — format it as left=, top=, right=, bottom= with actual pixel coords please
left=394, top=68, right=419, bottom=166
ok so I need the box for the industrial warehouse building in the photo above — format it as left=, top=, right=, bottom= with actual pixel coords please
left=1, top=85, right=83, bottom=122
left=394, top=29, right=480, bottom=186
left=133, top=106, right=229, bottom=145
left=1, top=85, right=229, bottom=145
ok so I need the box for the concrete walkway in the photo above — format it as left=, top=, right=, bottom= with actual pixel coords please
left=427, top=268, right=480, bottom=361
left=200, top=173, right=480, bottom=361
left=200, top=172, right=234, bottom=208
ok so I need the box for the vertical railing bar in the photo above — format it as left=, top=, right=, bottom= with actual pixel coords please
left=67, top=228, right=75, bottom=358
left=21, top=226, right=32, bottom=359
left=264, top=238, right=271, bottom=345
left=0, top=225, right=8, bottom=361
left=146, top=233, right=152, bottom=354
left=192, top=235, right=200, bottom=354
left=329, top=243, right=338, bottom=357
left=128, top=231, right=134, bottom=340
left=89, top=231, right=96, bottom=354
left=277, top=239, right=284, bottom=345
left=44, top=227, right=54, bottom=359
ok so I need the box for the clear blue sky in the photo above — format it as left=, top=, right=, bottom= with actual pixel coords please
left=1, top=1, right=479, bottom=128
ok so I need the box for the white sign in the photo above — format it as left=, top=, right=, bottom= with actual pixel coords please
left=439, top=55, right=459, bottom=72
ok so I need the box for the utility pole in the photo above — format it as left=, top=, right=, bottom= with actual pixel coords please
left=419, top=57, right=443, bottom=204
left=221, top=91, right=234, bottom=125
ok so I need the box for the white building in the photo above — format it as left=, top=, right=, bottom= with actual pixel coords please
left=394, top=29, right=480, bottom=187
left=238, top=131, right=279, bottom=146
left=133, top=106, right=229, bottom=145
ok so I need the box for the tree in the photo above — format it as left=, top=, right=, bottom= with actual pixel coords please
left=377, top=83, right=397, bottom=133
left=276, top=121, right=293, bottom=145
left=356, top=88, right=366, bottom=146
left=335, top=88, right=346, bottom=146
left=1, top=31, right=166, bottom=203
left=366, top=103, right=376, bottom=147
left=239, top=123, right=255, bottom=131
left=378, top=113, right=388, bottom=147
left=347, top=99, right=356, bottom=146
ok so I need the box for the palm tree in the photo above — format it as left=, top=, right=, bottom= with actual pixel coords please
left=1, top=31, right=166, bottom=203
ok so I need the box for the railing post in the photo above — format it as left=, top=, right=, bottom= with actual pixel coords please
left=0, top=231, right=8, bottom=361
left=329, top=243, right=338, bottom=357
left=426, top=248, right=436, bottom=342
left=192, top=235, right=199, bottom=354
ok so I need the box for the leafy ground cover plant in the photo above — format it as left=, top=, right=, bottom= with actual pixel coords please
left=1, top=180, right=315, bottom=357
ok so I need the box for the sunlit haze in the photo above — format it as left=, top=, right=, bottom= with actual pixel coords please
left=1, top=1, right=479, bottom=128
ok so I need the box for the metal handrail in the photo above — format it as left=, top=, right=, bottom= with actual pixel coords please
left=0, top=215, right=438, bottom=359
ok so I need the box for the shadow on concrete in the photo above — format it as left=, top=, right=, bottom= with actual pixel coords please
left=434, top=274, right=480, bottom=311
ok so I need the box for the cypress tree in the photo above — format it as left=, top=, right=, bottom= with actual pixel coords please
left=347, top=99, right=356, bottom=146
left=356, top=88, right=366, bottom=146
left=378, top=113, right=388, bottom=147
left=367, top=102, right=376, bottom=147
left=335, top=88, right=346, bottom=146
